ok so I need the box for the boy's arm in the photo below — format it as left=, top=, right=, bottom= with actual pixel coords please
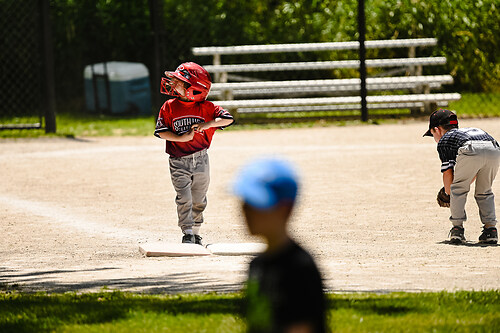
left=157, top=130, right=194, bottom=142
left=442, top=169, right=454, bottom=194
left=442, top=169, right=477, bottom=195
left=192, top=117, right=234, bottom=132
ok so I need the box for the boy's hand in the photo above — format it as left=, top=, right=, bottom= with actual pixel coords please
left=180, top=129, right=195, bottom=142
left=436, top=187, right=450, bottom=207
left=192, top=122, right=211, bottom=133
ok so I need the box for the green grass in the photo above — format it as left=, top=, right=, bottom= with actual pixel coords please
left=0, top=290, right=498, bottom=332
left=329, top=291, right=500, bottom=332
left=0, top=113, right=156, bottom=139
left=0, top=92, right=499, bottom=138
left=449, top=92, right=500, bottom=118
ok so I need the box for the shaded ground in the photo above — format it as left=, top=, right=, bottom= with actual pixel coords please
left=1, top=118, right=499, bottom=293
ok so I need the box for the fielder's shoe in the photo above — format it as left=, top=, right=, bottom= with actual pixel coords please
left=194, top=235, right=203, bottom=246
left=182, top=234, right=195, bottom=244
left=478, top=227, right=498, bottom=244
left=449, top=226, right=466, bottom=244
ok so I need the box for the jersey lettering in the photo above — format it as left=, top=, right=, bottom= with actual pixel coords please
left=172, top=116, right=204, bottom=134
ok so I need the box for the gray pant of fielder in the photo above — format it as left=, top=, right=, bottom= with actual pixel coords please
left=450, top=141, right=500, bottom=227
left=169, top=149, right=210, bottom=234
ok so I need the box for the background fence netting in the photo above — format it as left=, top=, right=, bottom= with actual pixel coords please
left=0, top=0, right=44, bottom=129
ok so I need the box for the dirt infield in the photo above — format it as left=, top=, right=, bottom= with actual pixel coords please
left=1, top=119, right=499, bottom=294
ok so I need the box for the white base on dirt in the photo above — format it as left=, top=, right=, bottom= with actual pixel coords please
left=206, top=242, right=266, bottom=256
left=139, top=242, right=211, bottom=257
left=139, top=242, right=266, bottom=257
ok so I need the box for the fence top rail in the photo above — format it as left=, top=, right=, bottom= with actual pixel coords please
left=203, top=57, right=446, bottom=73
left=192, top=38, right=438, bottom=56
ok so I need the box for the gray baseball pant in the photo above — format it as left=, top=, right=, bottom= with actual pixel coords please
left=169, top=149, right=210, bottom=234
left=450, top=141, right=500, bottom=228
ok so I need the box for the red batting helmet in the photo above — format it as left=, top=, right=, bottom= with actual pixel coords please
left=160, top=62, right=212, bottom=102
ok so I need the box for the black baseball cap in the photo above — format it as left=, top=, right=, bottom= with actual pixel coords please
left=423, top=109, right=458, bottom=137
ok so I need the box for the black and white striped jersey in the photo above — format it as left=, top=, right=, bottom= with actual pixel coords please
left=437, top=128, right=498, bottom=172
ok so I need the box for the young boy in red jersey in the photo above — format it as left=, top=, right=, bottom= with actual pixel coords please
left=154, top=62, right=234, bottom=244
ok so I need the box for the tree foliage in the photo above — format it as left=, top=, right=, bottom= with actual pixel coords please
left=47, top=0, right=498, bottom=107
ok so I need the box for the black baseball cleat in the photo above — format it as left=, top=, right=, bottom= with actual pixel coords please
left=194, top=235, right=203, bottom=246
left=182, top=234, right=195, bottom=244
left=449, top=226, right=466, bottom=244
left=478, top=227, right=498, bottom=244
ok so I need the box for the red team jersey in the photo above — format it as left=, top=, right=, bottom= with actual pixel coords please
left=154, top=99, right=233, bottom=157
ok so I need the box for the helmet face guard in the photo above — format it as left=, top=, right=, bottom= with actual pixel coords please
left=160, top=74, right=187, bottom=99
left=160, top=62, right=211, bottom=102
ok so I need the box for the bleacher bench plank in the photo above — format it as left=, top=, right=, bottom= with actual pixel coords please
left=215, top=93, right=461, bottom=109
left=193, top=38, right=438, bottom=55
left=203, top=57, right=446, bottom=73
left=236, top=102, right=451, bottom=114
left=209, top=75, right=453, bottom=98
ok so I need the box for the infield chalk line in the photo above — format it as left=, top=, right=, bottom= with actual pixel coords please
left=0, top=193, right=158, bottom=242
left=214, top=143, right=435, bottom=151
left=0, top=146, right=159, bottom=160
left=0, top=143, right=435, bottom=160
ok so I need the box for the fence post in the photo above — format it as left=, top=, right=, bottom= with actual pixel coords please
left=40, top=0, right=56, bottom=133
left=149, top=0, right=165, bottom=114
left=358, top=0, right=368, bottom=122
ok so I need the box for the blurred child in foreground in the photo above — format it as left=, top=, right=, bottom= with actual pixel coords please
left=233, top=158, right=327, bottom=333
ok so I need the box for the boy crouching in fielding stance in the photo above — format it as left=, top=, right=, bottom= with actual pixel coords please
left=154, top=62, right=233, bottom=245
left=424, top=109, right=500, bottom=244
left=233, top=158, right=327, bottom=333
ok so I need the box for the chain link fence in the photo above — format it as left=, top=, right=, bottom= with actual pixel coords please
left=0, top=0, right=45, bottom=129
left=1, top=1, right=498, bottom=129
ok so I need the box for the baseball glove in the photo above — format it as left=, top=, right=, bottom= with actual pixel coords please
left=437, top=187, right=450, bottom=208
